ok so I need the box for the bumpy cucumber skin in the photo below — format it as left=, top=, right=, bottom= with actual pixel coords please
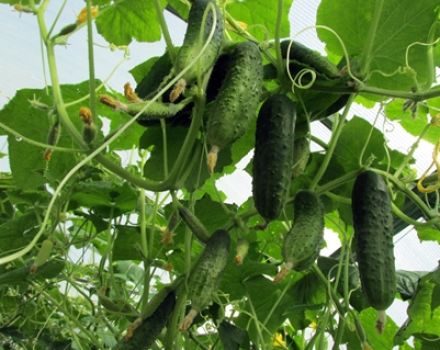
left=188, top=229, right=230, bottom=312
left=116, top=291, right=176, bottom=350
left=252, top=94, right=296, bottom=221
left=282, top=190, right=324, bottom=271
left=174, top=0, right=224, bottom=83
left=206, top=41, right=263, bottom=150
left=280, top=40, right=340, bottom=79
left=292, top=136, right=310, bottom=178
left=352, top=171, right=396, bottom=311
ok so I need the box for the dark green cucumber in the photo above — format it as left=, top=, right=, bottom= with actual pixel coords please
left=275, top=190, right=324, bottom=282
left=178, top=205, right=210, bottom=243
left=116, top=289, right=176, bottom=350
left=180, top=229, right=230, bottom=330
left=292, top=136, right=310, bottom=178
left=352, top=170, right=396, bottom=332
left=0, top=259, right=65, bottom=286
left=252, top=94, right=296, bottom=221
left=280, top=40, right=340, bottom=79
left=206, top=41, right=263, bottom=172
left=173, top=0, right=224, bottom=85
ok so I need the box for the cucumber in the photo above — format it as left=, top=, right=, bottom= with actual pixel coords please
left=172, top=0, right=224, bottom=94
left=178, top=204, right=210, bottom=243
left=280, top=40, right=340, bottom=79
left=180, top=229, right=230, bottom=331
left=252, top=94, right=296, bottom=221
left=274, top=190, right=324, bottom=282
left=206, top=41, right=263, bottom=172
left=116, top=289, right=176, bottom=350
left=351, top=170, right=396, bottom=333
left=292, top=136, right=310, bottom=177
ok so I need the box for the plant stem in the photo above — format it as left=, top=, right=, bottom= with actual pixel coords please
left=86, top=0, right=97, bottom=120
left=311, top=81, right=440, bottom=102
left=360, top=0, right=384, bottom=75
left=310, top=95, right=355, bottom=190
left=153, top=0, right=176, bottom=62
left=274, top=0, right=284, bottom=80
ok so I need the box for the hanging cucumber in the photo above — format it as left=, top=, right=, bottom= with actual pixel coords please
left=252, top=94, right=296, bottom=221
left=180, top=229, right=230, bottom=331
left=274, top=190, right=324, bottom=283
left=170, top=0, right=224, bottom=101
left=206, top=41, right=263, bottom=172
left=292, top=136, right=310, bottom=178
left=116, top=287, right=176, bottom=350
left=351, top=170, right=396, bottom=333
left=280, top=40, right=340, bottom=80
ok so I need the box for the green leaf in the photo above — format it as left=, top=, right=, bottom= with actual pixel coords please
left=396, top=270, right=428, bottom=301
left=416, top=226, right=440, bottom=243
left=69, top=181, right=138, bottom=217
left=394, top=266, right=440, bottom=345
left=218, top=321, right=250, bottom=350
left=131, top=52, right=173, bottom=96
left=0, top=211, right=38, bottom=254
left=317, top=0, right=439, bottom=91
left=0, top=81, right=107, bottom=190
left=226, top=0, right=293, bottom=41
left=384, top=100, right=439, bottom=145
left=343, top=308, right=398, bottom=350
left=95, top=0, right=163, bottom=45
left=331, top=116, right=388, bottom=172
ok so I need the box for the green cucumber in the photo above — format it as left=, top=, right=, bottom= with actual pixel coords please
left=352, top=170, right=396, bottom=333
left=252, top=94, right=296, bottom=221
left=180, top=229, right=230, bottom=330
left=275, top=190, right=324, bottom=282
left=280, top=40, right=340, bottom=79
left=206, top=41, right=263, bottom=172
left=172, top=0, right=224, bottom=90
left=292, top=136, right=310, bottom=177
left=178, top=204, right=210, bottom=243
left=116, top=288, right=176, bottom=350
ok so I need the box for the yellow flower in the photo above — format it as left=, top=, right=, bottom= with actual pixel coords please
left=76, top=6, right=99, bottom=24
left=273, top=332, right=286, bottom=348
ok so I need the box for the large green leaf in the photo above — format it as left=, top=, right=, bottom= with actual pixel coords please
left=226, top=0, right=293, bottom=41
left=95, top=0, right=164, bottom=45
left=343, top=308, right=398, bottom=350
left=0, top=211, right=39, bottom=254
left=384, top=100, right=440, bottom=145
left=317, top=0, right=439, bottom=91
left=394, top=266, right=440, bottom=345
left=331, top=116, right=388, bottom=172
left=0, top=81, right=108, bottom=190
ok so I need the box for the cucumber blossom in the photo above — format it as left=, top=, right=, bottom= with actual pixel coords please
left=274, top=190, right=324, bottom=282
left=352, top=170, right=396, bottom=333
left=180, top=229, right=230, bottom=331
left=206, top=41, right=263, bottom=172
left=171, top=0, right=224, bottom=100
left=252, top=94, right=296, bottom=221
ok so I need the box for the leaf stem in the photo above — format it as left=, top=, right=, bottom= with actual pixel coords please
left=85, top=0, right=97, bottom=121
left=309, top=95, right=355, bottom=190
left=153, top=0, right=176, bottom=62
left=274, top=0, right=284, bottom=80
left=360, top=0, right=384, bottom=75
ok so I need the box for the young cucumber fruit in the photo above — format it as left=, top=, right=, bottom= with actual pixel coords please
left=280, top=40, right=340, bottom=79
left=171, top=0, right=224, bottom=99
left=252, top=94, right=296, bottom=221
left=206, top=41, right=263, bottom=172
left=180, top=229, right=230, bottom=331
left=274, top=190, right=324, bottom=283
left=352, top=170, right=396, bottom=333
